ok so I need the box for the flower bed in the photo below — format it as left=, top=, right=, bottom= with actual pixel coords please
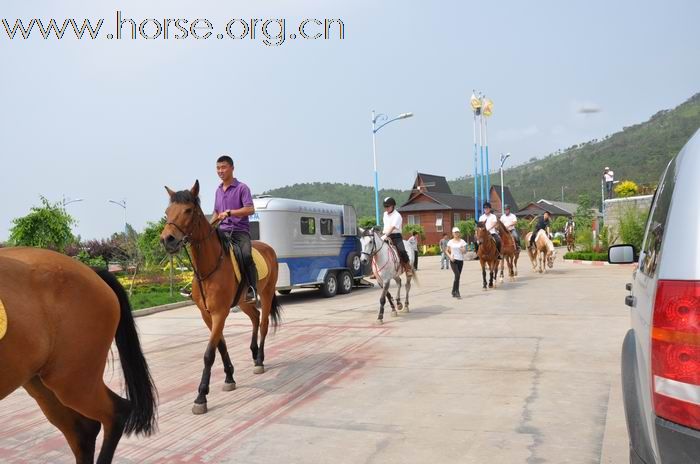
left=563, top=252, right=608, bottom=262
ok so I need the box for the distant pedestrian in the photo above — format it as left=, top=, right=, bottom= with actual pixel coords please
left=407, top=231, right=419, bottom=270
left=446, top=227, right=468, bottom=299
left=439, top=233, right=449, bottom=270
left=604, top=167, right=615, bottom=199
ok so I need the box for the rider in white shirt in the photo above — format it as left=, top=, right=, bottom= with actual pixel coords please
left=381, top=197, right=413, bottom=276
left=565, top=217, right=575, bottom=235
left=500, top=204, right=520, bottom=249
left=478, top=202, right=501, bottom=254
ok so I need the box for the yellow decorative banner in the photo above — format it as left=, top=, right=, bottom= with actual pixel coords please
left=470, top=93, right=482, bottom=112
left=482, top=98, right=494, bottom=117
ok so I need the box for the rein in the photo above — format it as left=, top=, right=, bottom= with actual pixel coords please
left=363, top=233, right=400, bottom=282
left=167, top=211, right=225, bottom=312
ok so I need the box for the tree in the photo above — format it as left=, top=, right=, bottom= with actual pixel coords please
left=619, top=208, right=647, bottom=252
left=402, top=224, right=425, bottom=240
left=615, top=180, right=639, bottom=198
left=358, top=216, right=377, bottom=229
left=575, top=194, right=594, bottom=230
left=9, top=197, right=76, bottom=252
left=455, top=220, right=476, bottom=242
left=550, top=216, right=568, bottom=233
left=138, top=217, right=168, bottom=267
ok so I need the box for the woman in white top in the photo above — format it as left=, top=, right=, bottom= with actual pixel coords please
left=445, top=227, right=468, bottom=299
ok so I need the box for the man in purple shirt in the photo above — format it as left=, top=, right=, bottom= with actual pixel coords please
left=213, top=155, right=257, bottom=302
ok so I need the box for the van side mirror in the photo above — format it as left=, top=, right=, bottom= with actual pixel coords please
left=608, top=244, right=636, bottom=264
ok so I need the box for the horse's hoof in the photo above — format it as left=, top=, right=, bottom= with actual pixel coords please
left=482, top=287, right=487, bottom=291
left=192, top=403, right=208, bottom=415
left=222, top=381, right=236, bottom=392
left=391, top=310, right=398, bottom=317
left=398, top=307, right=409, bottom=314
left=397, top=303, right=403, bottom=311
left=375, top=319, right=384, bottom=325
left=253, top=365, right=265, bottom=374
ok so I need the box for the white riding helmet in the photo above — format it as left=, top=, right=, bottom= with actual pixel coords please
left=452, top=227, right=460, bottom=233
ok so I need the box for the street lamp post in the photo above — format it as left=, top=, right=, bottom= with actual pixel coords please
left=371, top=110, right=414, bottom=225
left=499, top=153, right=511, bottom=215
left=62, top=196, right=84, bottom=208
left=561, top=186, right=567, bottom=202
left=108, top=199, right=127, bottom=235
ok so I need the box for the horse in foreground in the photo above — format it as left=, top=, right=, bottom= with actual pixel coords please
left=476, top=222, right=500, bottom=290
left=160, top=181, right=281, bottom=415
left=0, top=247, right=157, bottom=464
left=495, top=221, right=519, bottom=282
left=526, top=230, right=557, bottom=273
left=359, top=228, right=414, bottom=324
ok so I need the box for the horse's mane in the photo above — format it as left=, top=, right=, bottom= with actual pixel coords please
left=170, top=190, right=201, bottom=206
left=495, top=220, right=509, bottom=235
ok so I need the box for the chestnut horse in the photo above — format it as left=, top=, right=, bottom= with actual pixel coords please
left=495, top=221, right=519, bottom=282
left=566, top=230, right=575, bottom=252
left=160, top=181, right=281, bottom=415
left=476, top=222, right=499, bottom=289
left=0, top=247, right=157, bottom=464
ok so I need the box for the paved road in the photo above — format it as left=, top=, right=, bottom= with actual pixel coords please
left=1, top=255, right=632, bottom=463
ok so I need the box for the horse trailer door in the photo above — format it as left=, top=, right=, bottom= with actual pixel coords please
left=342, top=205, right=357, bottom=236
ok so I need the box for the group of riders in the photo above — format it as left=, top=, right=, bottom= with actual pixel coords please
left=211, top=154, right=578, bottom=303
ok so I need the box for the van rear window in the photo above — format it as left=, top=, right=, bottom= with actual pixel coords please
left=640, top=157, right=676, bottom=276
left=301, top=217, right=316, bottom=235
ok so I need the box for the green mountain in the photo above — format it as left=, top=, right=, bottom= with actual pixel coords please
left=262, top=182, right=408, bottom=219
left=450, top=92, right=700, bottom=206
left=264, top=93, right=700, bottom=212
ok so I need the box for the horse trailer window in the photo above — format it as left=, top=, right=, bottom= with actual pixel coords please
left=249, top=221, right=260, bottom=240
left=320, top=218, right=333, bottom=235
left=301, top=217, right=316, bottom=235
left=640, top=158, right=676, bottom=277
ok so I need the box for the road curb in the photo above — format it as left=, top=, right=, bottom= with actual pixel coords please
left=564, top=259, right=637, bottom=268
left=133, top=300, right=193, bottom=318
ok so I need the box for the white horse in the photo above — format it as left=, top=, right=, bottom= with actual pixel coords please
left=525, top=230, right=557, bottom=273
left=359, top=228, right=415, bottom=324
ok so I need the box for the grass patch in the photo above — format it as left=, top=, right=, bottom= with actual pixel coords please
left=128, top=284, right=188, bottom=310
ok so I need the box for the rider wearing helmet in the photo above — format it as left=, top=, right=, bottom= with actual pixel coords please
left=565, top=216, right=575, bottom=236
left=381, top=197, right=413, bottom=276
left=500, top=204, right=520, bottom=250
left=478, top=202, right=501, bottom=255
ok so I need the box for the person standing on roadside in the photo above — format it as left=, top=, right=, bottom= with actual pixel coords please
left=446, top=227, right=468, bottom=299
left=439, top=233, right=449, bottom=270
left=407, top=231, right=419, bottom=270
left=604, top=167, right=615, bottom=199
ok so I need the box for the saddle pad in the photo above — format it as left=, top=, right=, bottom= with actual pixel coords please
left=0, top=298, right=7, bottom=341
left=229, top=247, right=269, bottom=282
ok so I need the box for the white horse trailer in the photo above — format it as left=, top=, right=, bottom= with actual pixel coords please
left=249, top=197, right=369, bottom=297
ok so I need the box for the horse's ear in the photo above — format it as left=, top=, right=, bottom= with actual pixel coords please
left=358, top=227, right=365, bottom=236
left=190, top=180, right=200, bottom=198
left=165, top=186, right=176, bottom=198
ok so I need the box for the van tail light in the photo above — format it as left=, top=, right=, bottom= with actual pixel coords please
left=652, top=280, right=700, bottom=429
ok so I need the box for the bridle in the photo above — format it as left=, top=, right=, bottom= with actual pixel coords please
left=360, top=231, right=386, bottom=260
left=166, top=206, right=225, bottom=312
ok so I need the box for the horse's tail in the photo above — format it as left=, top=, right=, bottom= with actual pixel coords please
left=95, top=269, right=158, bottom=437
left=269, top=293, right=283, bottom=332
left=410, top=268, right=420, bottom=286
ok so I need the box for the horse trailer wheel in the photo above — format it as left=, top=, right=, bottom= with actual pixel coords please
left=277, top=289, right=292, bottom=295
left=347, top=252, right=362, bottom=275
left=338, top=271, right=353, bottom=294
left=321, top=273, right=338, bottom=298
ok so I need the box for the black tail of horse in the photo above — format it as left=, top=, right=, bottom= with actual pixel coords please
left=95, top=269, right=158, bottom=437
left=270, top=293, right=282, bottom=332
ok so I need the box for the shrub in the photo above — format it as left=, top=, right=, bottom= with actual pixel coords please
left=615, top=180, right=639, bottom=198
left=552, top=238, right=562, bottom=247
left=421, top=245, right=441, bottom=256
left=576, top=228, right=594, bottom=252
left=358, top=216, right=377, bottom=229
left=563, top=251, right=608, bottom=261
left=619, top=208, right=647, bottom=252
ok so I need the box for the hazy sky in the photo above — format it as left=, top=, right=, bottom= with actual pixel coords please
left=2, top=0, right=699, bottom=240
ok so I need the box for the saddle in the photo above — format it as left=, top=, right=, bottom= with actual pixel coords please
left=217, top=230, right=269, bottom=283
left=0, top=298, right=7, bottom=341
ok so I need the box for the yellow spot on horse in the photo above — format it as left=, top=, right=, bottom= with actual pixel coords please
left=230, top=248, right=269, bottom=283
left=0, top=298, right=7, bottom=341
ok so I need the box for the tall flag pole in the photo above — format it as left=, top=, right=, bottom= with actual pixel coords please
left=479, top=98, right=485, bottom=217
left=482, top=97, right=493, bottom=206
left=470, top=92, right=481, bottom=221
